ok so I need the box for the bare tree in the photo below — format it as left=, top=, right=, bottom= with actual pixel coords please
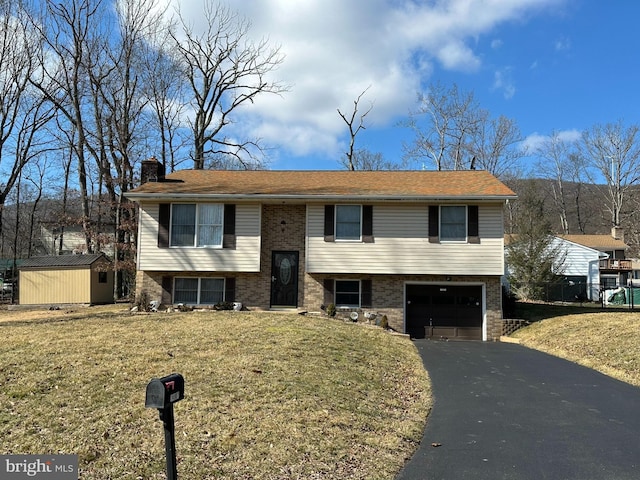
left=28, top=0, right=109, bottom=253
left=23, top=157, right=51, bottom=257
left=405, top=82, right=481, bottom=171
left=338, top=87, right=373, bottom=171
left=0, top=0, right=53, bottom=246
left=405, top=82, right=523, bottom=175
left=141, top=28, right=188, bottom=173
left=170, top=1, right=287, bottom=169
left=579, top=121, right=640, bottom=228
left=472, top=114, right=524, bottom=178
left=338, top=148, right=407, bottom=171
left=534, top=131, right=578, bottom=234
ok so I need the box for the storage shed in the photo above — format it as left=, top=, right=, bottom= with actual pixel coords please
left=19, top=254, right=114, bottom=305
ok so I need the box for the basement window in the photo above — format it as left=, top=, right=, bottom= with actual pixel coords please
left=335, top=280, right=360, bottom=307
left=174, top=277, right=225, bottom=305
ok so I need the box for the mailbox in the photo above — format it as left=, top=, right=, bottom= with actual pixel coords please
left=145, top=373, right=185, bottom=409
left=145, top=373, right=185, bottom=480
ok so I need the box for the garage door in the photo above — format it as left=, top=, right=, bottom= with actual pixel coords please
left=406, top=284, right=483, bottom=340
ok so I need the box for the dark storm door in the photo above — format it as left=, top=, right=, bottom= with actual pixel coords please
left=270, top=251, right=299, bottom=307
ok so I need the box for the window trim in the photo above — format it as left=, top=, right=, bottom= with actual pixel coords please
left=173, top=277, right=226, bottom=305
left=169, top=203, right=224, bottom=248
left=335, top=279, right=361, bottom=307
left=335, top=204, right=362, bottom=242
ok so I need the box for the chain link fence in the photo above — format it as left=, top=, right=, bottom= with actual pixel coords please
left=506, top=280, right=639, bottom=309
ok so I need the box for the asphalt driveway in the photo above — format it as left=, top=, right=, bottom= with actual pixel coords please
left=397, top=340, right=640, bottom=480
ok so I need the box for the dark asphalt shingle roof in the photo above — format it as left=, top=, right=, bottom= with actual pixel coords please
left=19, top=254, right=109, bottom=269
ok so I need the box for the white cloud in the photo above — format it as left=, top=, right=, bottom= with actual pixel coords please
left=521, top=132, right=548, bottom=153
left=493, top=68, right=516, bottom=99
left=521, top=129, right=582, bottom=153
left=557, top=129, right=582, bottom=142
left=158, top=0, right=565, bottom=164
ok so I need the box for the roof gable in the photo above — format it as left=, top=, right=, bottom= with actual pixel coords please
left=127, top=170, right=516, bottom=200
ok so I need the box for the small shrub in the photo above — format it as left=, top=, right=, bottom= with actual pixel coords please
left=378, top=315, right=388, bottom=329
left=326, top=303, right=336, bottom=317
left=134, top=291, right=150, bottom=312
left=214, top=301, right=235, bottom=311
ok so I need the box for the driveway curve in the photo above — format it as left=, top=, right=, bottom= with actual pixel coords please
left=397, top=340, right=640, bottom=480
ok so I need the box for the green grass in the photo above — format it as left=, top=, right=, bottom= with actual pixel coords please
left=511, top=302, right=640, bottom=387
left=0, top=307, right=431, bottom=479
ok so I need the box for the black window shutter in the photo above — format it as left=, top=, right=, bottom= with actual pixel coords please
left=223, top=204, right=236, bottom=249
left=468, top=205, right=480, bottom=243
left=362, top=205, right=374, bottom=243
left=428, top=205, right=439, bottom=243
left=324, top=205, right=335, bottom=242
left=158, top=204, right=170, bottom=248
left=323, top=278, right=334, bottom=305
left=225, top=277, right=236, bottom=302
left=361, top=279, right=372, bottom=307
left=161, top=276, right=173, bottom=304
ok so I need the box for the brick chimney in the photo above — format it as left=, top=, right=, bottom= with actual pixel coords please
left=140, top=157, right=165, bottom=184
left=611, top=225, right=624, bottom=242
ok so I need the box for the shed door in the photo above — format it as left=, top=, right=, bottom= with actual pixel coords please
left=406, top=284, right=483, bottom=340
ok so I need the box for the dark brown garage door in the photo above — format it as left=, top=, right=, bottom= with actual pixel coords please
left=406, top=284, right=483, bottom=340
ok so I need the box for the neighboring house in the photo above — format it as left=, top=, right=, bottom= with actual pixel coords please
left=40, top=223, right=116, bottom=257
left=631, top=259, right=640, bottom=284
left=548, top=236, right=607, bottom=301
left=19, top=254, right=114, bottom=305
left=126, top=159, right=516, bottom=341
left=559, top=229, right=631, bottom=289
left=504, top=230, right=630, bottom=303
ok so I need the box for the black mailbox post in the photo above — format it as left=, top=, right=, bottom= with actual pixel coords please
left=145, top=373, right=185, bottom=480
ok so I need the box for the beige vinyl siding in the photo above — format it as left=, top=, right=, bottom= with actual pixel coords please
left=20, top=268, right=92, bottom=304
left=137, top=202, right=261, bottom=272
left=306, top=203, right=505, bottom=275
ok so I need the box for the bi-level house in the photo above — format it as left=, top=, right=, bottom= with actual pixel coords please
left=126, top=159, right=516, bottom=341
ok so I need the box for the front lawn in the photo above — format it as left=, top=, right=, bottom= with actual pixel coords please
left=512, top=305, right=640, bottom=387
left=0, top=307, right=431, bottom=479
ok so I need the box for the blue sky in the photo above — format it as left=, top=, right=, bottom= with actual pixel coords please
left=164, top=0, right=640, bottom=172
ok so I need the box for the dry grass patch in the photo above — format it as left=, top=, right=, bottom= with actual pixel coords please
left=0, top=307, right=431, bottom=479
left=512, top=311, right=640, bottom=387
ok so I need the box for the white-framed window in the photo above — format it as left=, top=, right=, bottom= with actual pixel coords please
left=335, top=205, right=361, bottom=241
left=440, top=205, right=467, bottom=241
left=335, top=279, right=360, bottom=307
left=174, top=277, right=225, bottom=304
left=170, top=204, right=223, bottom=247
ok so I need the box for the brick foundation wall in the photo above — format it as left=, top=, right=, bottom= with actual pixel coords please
left=304, top=273, right=504, bottom=340
left=135, top=270, right=166, bottom=304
